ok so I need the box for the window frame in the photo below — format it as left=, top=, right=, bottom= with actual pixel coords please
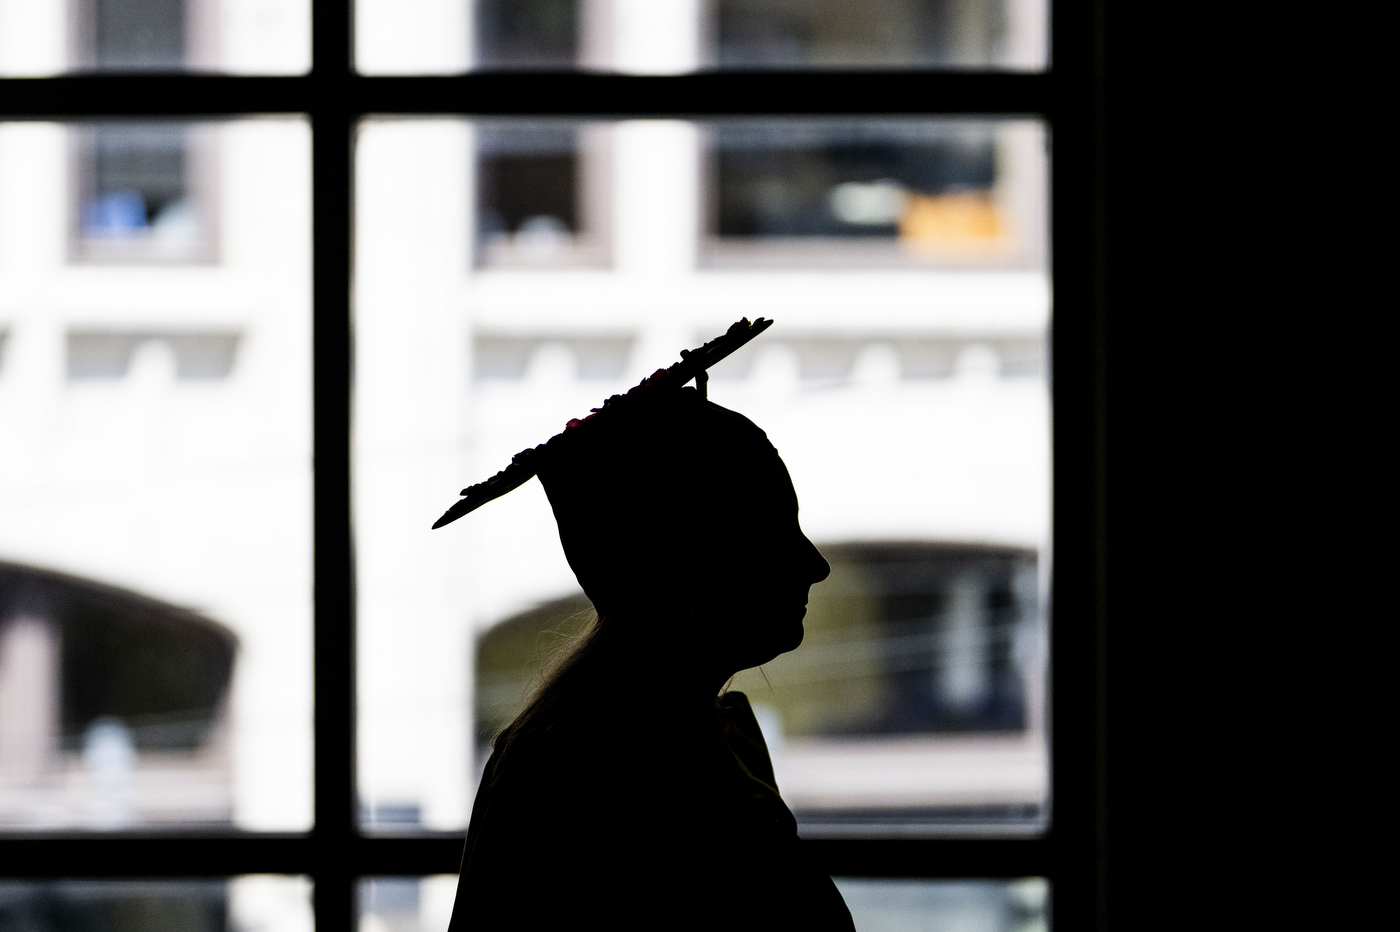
left=0, top=2, right=1108, bottom=928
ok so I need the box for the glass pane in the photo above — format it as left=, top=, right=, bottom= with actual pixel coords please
left=0, top=0, right=310, bottom=76
left=358, top=876, right=1048, bottom=931
left=0, top=119, right=313, bottom=832
left=356, top=0, right=1045, bottom=74
left=713, top=0, right=1046, bottom=69
left=0, top=877, right=313, bottom=932
left=355, top=117, right=1047, bottom=834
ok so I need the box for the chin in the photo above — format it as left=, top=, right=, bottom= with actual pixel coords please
left=740, top=626, right=803, bottom=672
left=734, top=605, right=806, bottom=668
left=776, top=617, right=806, bottom=654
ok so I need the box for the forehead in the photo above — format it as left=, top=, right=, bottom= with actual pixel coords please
left=721, top=448, right=800, bottom=519
left=690, top=407, right=798, bottom=506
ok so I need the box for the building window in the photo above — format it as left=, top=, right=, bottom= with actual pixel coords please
left=474, top=333, right=636, bottom=381
left=66, top=330, right=241, bottom=381
left=705, top=120, right=1043, bottom=267
left=0, top=879, right=313, bottom=929
left=71, top=0, right=218, bottom=73
left=0, top=563, right=236, bottom=829
left=474, top=0, right=580, bottom=69
left=711, top=0, right=1038, bottom=69
left=704, top=335, right=1045, bottom=385
left=475, top=544, right=1045, bottom=830
left=750, top=544, right=1039, bottom=740
left=71, top=123, right=217, bottom=264
left=474, top=123, right=610, bottom=267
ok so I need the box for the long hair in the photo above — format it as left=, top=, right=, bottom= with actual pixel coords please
left=488, top=608, right=653, bottom=777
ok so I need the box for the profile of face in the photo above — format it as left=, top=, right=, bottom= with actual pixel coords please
left=690, top=447, right=831, bottom=677
left=540, top=394, right=830, bottom=680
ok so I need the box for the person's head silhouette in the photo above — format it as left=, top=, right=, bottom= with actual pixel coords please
left=536, top=383, right=830, bottom=687
left=434, top=319, right=828, bottom=755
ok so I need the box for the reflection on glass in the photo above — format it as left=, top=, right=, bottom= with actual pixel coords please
left=0, top=877, right=314, bottom=932
left=0, top=119, right=313, bottom=831
left=356, top=0, right=1043, bottom=74
left=0, top=0, right=309, bottom=76
left=834, top=878, right=1049, bottom=932
left=355, top=117, right=1047, bottom=834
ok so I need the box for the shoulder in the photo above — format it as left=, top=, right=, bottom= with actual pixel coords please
left=485, top=719, right=603, bottom=798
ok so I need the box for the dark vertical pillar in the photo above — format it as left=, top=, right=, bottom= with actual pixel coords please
left=311, top=1, right=356, bottom=929
left=1049, top=0, right=1111, bottom=926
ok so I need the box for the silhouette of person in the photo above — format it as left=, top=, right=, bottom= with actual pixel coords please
left=440, top=323, right=855, bottom=931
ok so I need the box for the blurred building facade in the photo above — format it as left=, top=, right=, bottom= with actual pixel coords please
left=0, top=1, right=311, bottom=830
left=355, top=1, right=1050, bottom=834
left=1, top=0, right=1049, bottom=837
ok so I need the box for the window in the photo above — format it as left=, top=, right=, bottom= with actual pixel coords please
left=0, top=0, right=309, bottom=77
left=357, top=0, right=1047, bottom=75
left=356, top=110, right=1047, bottom=839
left=0, top=565, right=237, bottom=828
left=73, top=0, right=200, bottom=72
left=711, top=0, right=1035, bottom=69
left=67, top=330, right=241, bottom=380
left=474, top=0, right=582, bottom=69
left=705, top=119, right=1043, bottom=266
left=71, top=122, right=217, bottom=263
left=0, top=878, right=313, bottom=930
left=474, top=122, right=611, bottom=267
left=1, top=3, right=1106, bottom=930
left=474, top=544, right=1046, bottom=832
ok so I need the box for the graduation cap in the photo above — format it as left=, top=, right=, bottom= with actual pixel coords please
left=432, top=317, right=774, bottom=530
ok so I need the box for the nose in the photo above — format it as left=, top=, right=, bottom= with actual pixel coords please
left=802, top=535, right=831, bottom=584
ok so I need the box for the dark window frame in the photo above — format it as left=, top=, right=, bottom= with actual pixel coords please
left=0, top=2, right=1108, bottom=928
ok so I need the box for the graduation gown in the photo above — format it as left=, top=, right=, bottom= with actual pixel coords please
left=446, top=690, right=855, bottom=931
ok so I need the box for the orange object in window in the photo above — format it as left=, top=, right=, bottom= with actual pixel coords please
left=899, top=191, right=1006, bottom=253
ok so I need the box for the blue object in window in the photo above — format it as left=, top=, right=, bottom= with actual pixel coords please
left=84, top=190, right=149, bottom=237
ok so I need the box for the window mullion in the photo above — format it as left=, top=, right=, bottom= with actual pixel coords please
left=309, top=3, right=356, bottom=931
left=0, top=73, right=1048, bottom=120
